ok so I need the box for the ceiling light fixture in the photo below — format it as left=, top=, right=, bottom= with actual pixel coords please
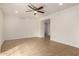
left=34, top=11, right=38, bottom=15
left=34, top=11, right=37, bottom=13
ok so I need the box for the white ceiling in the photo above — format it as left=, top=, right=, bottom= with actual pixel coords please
left=0, top=3, right=79, bottom=19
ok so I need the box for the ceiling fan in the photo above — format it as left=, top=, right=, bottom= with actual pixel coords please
left=26, top=3, right=45, bottom=15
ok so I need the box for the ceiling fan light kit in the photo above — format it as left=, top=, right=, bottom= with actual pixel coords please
left=34, top=11, right=37, bottom=15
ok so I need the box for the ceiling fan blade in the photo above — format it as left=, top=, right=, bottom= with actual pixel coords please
left=36, top=6, right=43, bottom=10
left=27, top=5, right=35, bottom=10
left=25, top=10, right=33, bottom=12
left=37, top=11, right=44, bottom=13
left=29, top=3, right=37, bottom=9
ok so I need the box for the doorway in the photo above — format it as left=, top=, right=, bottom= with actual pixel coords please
left=42, top=19, right=50, bottom=40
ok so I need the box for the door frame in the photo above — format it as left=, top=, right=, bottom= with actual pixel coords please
left=40, top=18, right=50, bottom=38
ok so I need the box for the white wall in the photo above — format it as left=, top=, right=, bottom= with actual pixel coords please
left=50, top=5, right=79, bottom=48
left=4, top=4, right=79, bottom=48
left=0, top=9, right=4, bottom=50
left=40, top=5, right=79, bottom=48
left=5, top=16, right=41, bottom=40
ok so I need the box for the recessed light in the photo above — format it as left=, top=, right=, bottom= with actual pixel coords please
left=59, top=3, right=63, bottom=5
left=15, top=11, right=19, bottom=13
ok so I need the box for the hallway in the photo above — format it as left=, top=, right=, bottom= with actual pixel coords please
left=1, top=37, right=79, bottom=56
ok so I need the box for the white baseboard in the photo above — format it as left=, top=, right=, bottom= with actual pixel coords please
left=5, top=36, right=43, bottom=40
left=50, top=39, right=79, bottom=48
